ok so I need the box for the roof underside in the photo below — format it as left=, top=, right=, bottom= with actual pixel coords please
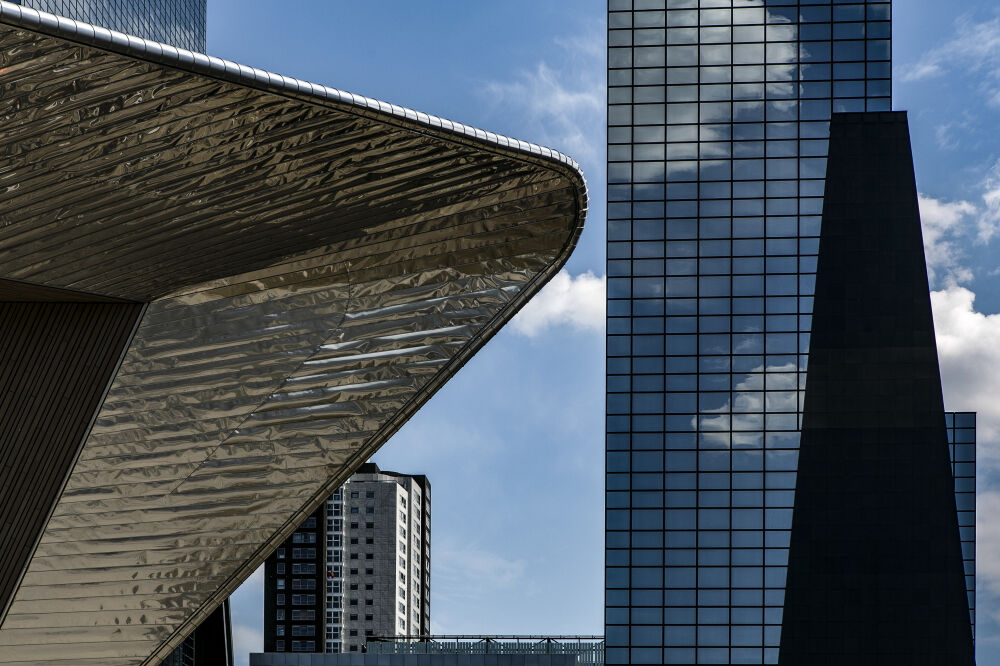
left=0, top=4, right=586, bottom=664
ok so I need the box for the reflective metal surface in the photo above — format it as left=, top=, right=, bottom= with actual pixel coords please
left=0, top=3, right=587, bottom=664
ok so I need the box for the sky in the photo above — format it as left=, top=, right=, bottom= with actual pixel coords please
left=204, top=1, right=1000, bottom=663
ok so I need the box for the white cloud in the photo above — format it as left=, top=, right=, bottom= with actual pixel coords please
left=434, top=541, right=526, bottom=601
left=932, top=286, right=1000, bottom=465
left=481, top=21, right=604, bottom=163
left=918, top=194, right=977, bottom=285
left=900, top=14, right=1000, bottom=106
left=978, top=161, right=1000, bottom=243
left=511, top=270, right=604, bottom=337
left=931, top=286, right=1000, bottom=593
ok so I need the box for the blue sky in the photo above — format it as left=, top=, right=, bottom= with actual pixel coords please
left=207, top=1, right=1000, bottom=663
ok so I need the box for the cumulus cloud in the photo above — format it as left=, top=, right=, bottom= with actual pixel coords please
left=481, top=20, right=604, bottom=163
left=932, top=286, right=1000, bottom=465
left=899, top=14, right=1000, bottom=106
left=919, top=194, right=977, bottom=285
left=511, top=270, right=604, bottom=337
left=931, top=286, right=1000, bottom=593
left=917, top=159, right=1000, bottom=283
left=978, top=161, right=1000, bottom=243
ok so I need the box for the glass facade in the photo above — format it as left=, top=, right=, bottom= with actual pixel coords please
left=606, top=1, right=891, bottom=663
left=947, top=411, right=977, bottom=636
left=15, top=0, right=206, bottom=51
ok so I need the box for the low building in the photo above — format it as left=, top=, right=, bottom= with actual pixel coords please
left=251, top=635, right=605, bottom=665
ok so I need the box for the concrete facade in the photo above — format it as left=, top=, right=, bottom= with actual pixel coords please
left=265, top=464, right=431, bottom=655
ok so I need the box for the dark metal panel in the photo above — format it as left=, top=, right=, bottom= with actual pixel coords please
left=0, top=301, right=143, bottom=622
left=779, top=113, right=974, bottom=664
left=0, top=278, right=136, bottom=302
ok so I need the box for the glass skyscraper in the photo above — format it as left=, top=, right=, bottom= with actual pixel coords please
left=606, top=2, right=973, bottom=664
left=14, top=0, right=205, bottom=51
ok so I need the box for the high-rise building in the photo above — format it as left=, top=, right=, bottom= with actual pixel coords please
left=606, top=2, right=974, bottom=664
left=11, top=0, right=205, bottom=51
left=264, top=464, right=431, bottom=655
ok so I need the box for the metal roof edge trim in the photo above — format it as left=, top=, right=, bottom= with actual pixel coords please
left=0, top=0, right=586, bottom=187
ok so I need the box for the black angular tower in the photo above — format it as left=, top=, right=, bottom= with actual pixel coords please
left=779, top=113, right=975, bottom=665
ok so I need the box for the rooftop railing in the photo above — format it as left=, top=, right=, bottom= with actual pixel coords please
left=365, top=635, right=604, bottom=665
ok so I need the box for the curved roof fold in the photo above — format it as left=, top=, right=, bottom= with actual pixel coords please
left=0, top=3, right=587, bottom=664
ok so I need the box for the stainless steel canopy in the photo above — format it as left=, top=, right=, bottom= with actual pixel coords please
left=0, top=3, right=587, bottom=664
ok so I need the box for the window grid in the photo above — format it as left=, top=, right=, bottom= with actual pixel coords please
left=607, top=1, right=891, bottom=664
left=946, top=411, right=977, bottom=637
left=19, top=0, right=207, bottom=52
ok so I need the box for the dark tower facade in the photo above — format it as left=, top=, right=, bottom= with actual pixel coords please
left=264, top=507, right=327, bottom=654
left=777, top=112, right=974, bottom=665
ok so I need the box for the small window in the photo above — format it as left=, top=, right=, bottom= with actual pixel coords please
left=366, top=491, right=375, bottom=498
left=350, top=507, right=359, bottom=514
left=366, top=522, right=374, bottom=529
left=350, top=522, right=359, bottom=529
left=365, top=568, right=374, bottom=575
left=277, top=548, right=285, bottom=559
left=276, top=626, right=285, bottom=636
left=349, top=598, right=358, bottom=606
left=350, top=491, right=359, bottom=499
left=364, top=584, right=373, bottom=591
left=350, top=538, right=358, bottom=545
left=366, top=537, right=374, bottom=545
left=276, top=640, right=284, bottom=652
left=349, top=614, right=358, bottom=621
left=276, top=563, right=285, bottom=574
left=276, top=609, right=285, bottom=620
left=276, top=594, right=285, bottom=606
left=365, top=553, right=373, bottom=560
left=366, top=506, right=374, bottom=514
left=365, top=613, right=373, bottom=621
left=276, top=579, right=285, bottom=590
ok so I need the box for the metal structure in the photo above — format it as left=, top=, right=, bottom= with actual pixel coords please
left=366, top=635, right=605, bottom=665
left=0, top=3, right=587, bottom=665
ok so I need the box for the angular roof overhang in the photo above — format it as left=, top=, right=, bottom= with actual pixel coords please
left=0, top=3, right=586, bottom=664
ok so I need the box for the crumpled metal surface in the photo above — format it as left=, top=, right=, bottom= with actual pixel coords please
left=0, top=3, right=587, bottom=664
